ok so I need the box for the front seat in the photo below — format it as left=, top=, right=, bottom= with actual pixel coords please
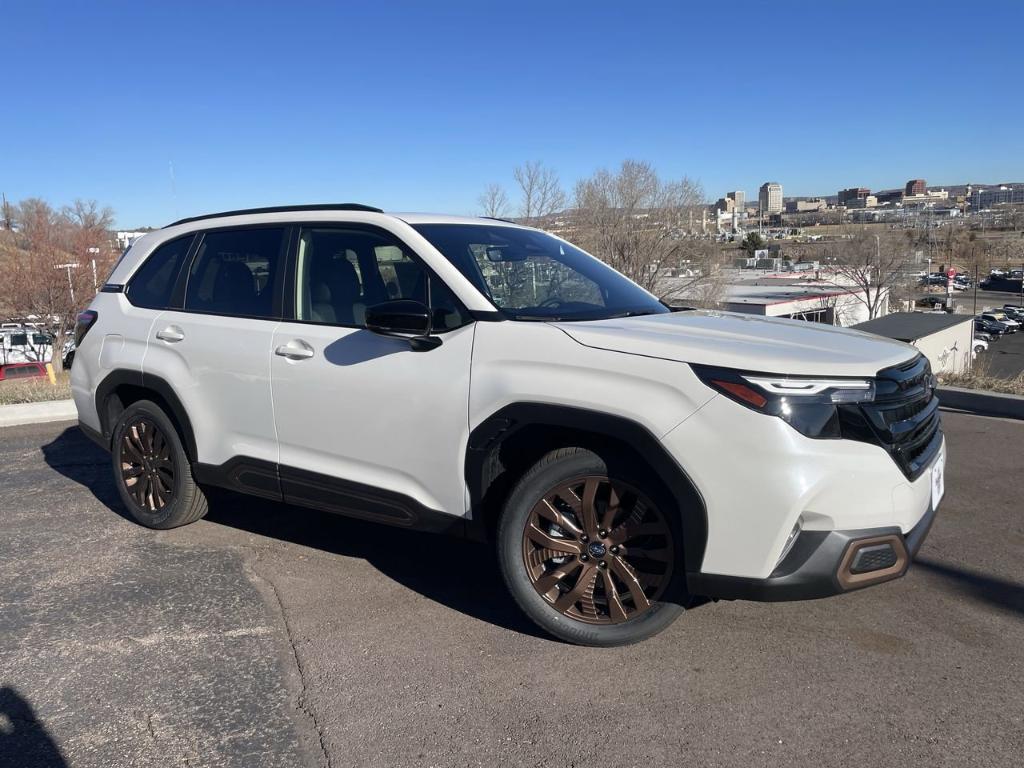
left=324, top=259, right=364, bottom=325
left=310, top=281, right=336, bottom=324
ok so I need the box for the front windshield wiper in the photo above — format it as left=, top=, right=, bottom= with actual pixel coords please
left=603, top=309, right=659, bottom=319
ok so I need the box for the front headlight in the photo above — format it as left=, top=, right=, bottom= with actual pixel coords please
left=691, top=365, right=875, bottom=439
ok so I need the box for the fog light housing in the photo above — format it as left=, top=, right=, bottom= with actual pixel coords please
left=776, top=517, right=803, bottom=567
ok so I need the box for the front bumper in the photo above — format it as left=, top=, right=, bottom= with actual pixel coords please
left=686, top=500, right=939, bottom=602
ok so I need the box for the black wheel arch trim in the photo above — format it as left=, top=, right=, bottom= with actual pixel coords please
left=94, top=369, right=199, bottom=461
left=465, top=402, right=709, bottom=570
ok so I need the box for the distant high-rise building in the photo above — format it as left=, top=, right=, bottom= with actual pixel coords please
left=838, top=187, right=870, bottom=206
left=905, top=179, right=927, bottom=196
left=758, top=182, right=783, bottom=214
left=727, top=190, right=745, bottom=209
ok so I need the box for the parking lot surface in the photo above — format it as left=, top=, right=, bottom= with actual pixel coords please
left=1, top=411, right=1022, bottom=767
left=978, top=323, right=1024, bottom=379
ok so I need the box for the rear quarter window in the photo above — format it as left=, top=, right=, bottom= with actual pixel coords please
left=126, top=235, right=195, bottom=309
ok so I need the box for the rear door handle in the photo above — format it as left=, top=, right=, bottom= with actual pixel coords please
left=155, top=326, right=185, bottom=343
left=275, top=340, right=314, bottom=360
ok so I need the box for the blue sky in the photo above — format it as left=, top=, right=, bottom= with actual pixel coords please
left=2, top=0, right=1022, bottom=227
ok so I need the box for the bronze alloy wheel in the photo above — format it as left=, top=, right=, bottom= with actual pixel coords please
left=119, top=417, right=175, bottom=511
left=521, top=475, right=674, bottom=625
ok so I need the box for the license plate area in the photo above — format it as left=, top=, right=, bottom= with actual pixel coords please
left=930, top=446, right=945, bottom=509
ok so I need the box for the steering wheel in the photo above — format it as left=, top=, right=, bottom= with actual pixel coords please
left=539, top=298, right=564, bottom=309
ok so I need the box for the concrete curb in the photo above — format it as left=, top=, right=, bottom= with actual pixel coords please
left=937, top=386, right=1024, bottom=422
left=0, top=399, right=77, bottom=428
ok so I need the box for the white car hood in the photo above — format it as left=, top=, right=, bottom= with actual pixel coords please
left=553, top=310, right=918, bottom=377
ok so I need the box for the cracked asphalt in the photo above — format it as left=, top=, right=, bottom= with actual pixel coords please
left=1, top=411, right=1022, bottom=767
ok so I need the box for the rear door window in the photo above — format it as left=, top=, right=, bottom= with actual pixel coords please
left=184, top=228, right=285, bottom=319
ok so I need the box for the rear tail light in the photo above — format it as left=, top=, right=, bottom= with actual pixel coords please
left=74, top=310, right=98, bottom=346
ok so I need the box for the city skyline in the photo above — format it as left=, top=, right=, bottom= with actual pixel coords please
left=2, top=1, right=1022, bottom=228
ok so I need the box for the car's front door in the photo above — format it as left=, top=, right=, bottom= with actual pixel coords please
left=269, top=225, right=474, bottom=523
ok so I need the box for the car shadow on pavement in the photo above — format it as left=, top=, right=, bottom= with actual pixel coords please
left=202, top=488, right=554, bottom=639
left=39, top=426, right=134, bottom=523
left=40, top=426, right=549, bottom=639
left=0, top=687, right=69, bottom=768
left=915, top=557, right=1024, bottom=618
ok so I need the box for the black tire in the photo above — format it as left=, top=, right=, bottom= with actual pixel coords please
left=111, top=399, right=208, bottom=529
left=497, top=447, right=687, bottom=646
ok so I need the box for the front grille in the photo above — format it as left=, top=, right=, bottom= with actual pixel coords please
left=840, top=355, right=943, bottom=480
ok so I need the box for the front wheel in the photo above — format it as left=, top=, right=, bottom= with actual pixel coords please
left=110, top=399, right=208, bottom=529
left=497, top=448, right=686, bottom=646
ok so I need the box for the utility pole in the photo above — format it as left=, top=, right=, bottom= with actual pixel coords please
left=973, top=264, right=979, bottom=316
left=87, top=246, right=101, bottom=292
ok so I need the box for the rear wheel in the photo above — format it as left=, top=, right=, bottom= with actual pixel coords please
left=498, top=447, right=686, bottom=646
left=111, top=400, right=207, bottom=529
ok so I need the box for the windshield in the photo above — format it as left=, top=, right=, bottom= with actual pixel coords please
left=412, top=224, right=669, bottom=321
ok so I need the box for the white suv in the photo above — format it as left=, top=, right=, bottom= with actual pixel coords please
left=72, top=205, right=945, bottom=646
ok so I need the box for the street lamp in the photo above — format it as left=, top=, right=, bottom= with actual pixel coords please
left=55, top=263, right=80, bottom=306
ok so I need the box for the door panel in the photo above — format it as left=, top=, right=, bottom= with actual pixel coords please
left=144, top=311, right=281, bottom=467
left=271, top=224, right=475, bottom=517
left=270, top=322, right=474, bottom=516
left=142, top=226, right=287, bottom=468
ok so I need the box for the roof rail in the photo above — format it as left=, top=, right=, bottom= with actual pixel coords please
left=164, top=203, right=384, bottom=228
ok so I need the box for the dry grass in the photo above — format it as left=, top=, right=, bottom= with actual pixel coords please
left=0, top=369, right=71, bottom=405
left=938, top=355, right=1024, bottom=396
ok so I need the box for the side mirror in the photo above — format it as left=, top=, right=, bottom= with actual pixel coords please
left=365, top=300, right=441, bottom=351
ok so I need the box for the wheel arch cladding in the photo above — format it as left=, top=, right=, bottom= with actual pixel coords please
left=95, top=370, right=198, bottom=462
left=465, top=402, right=708, bottom=570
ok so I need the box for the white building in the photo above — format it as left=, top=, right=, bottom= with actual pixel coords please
left=116, top=231, right=150, bottom=250
left=722, top=278, right=884, bottom=327
left=759, top=182, right=783, bottom=214
left=727, top=190, right=745, bottom=209
left=854, top=312, right=974, bottom=374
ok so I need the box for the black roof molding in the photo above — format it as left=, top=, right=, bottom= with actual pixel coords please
left=164, top=203, right=384, bottom=228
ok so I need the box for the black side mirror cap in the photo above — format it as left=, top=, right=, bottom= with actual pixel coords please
left=365, top=300, right=441, bottom=351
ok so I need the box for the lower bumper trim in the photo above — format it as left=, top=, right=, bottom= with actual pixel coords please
left=687, top=502, right=939, bottom=602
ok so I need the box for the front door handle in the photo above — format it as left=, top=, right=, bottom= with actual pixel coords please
left=275, top=340, right=314, bottom=360
left=155, top=326, right=185, bottom=343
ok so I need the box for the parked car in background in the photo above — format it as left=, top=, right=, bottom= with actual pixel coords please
left=981, top=312, right=1019, bottom=333
left=972, top=338, right=988, bottom=356
left=975, top=318, right=1007, bottom=337
left=0, top=362, right=48, bottom=382
left=61, top=339, right=76, bottom=370
left=999, top=307, right=1024, bottom=324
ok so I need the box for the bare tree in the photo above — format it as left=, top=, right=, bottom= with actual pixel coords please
left=570, top=159, right=722, bottom=304
left=828, top=228, right=911, bottom=319
left=2, top=198, right=117, bottom=369
left=477, top=183, right=511, bottom=220
left=513, top=161, right=566, bottom=225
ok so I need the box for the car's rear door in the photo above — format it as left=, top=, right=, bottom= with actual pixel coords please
left=269, top=224, right=474, bottom=522
left=142, top=225, right=287, bottom=477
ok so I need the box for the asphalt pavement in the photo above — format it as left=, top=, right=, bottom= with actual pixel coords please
left=1, top=412, right=1022, bottom=768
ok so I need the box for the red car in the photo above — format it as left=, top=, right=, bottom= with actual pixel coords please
left=0, top=362, right=47, bottom=381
